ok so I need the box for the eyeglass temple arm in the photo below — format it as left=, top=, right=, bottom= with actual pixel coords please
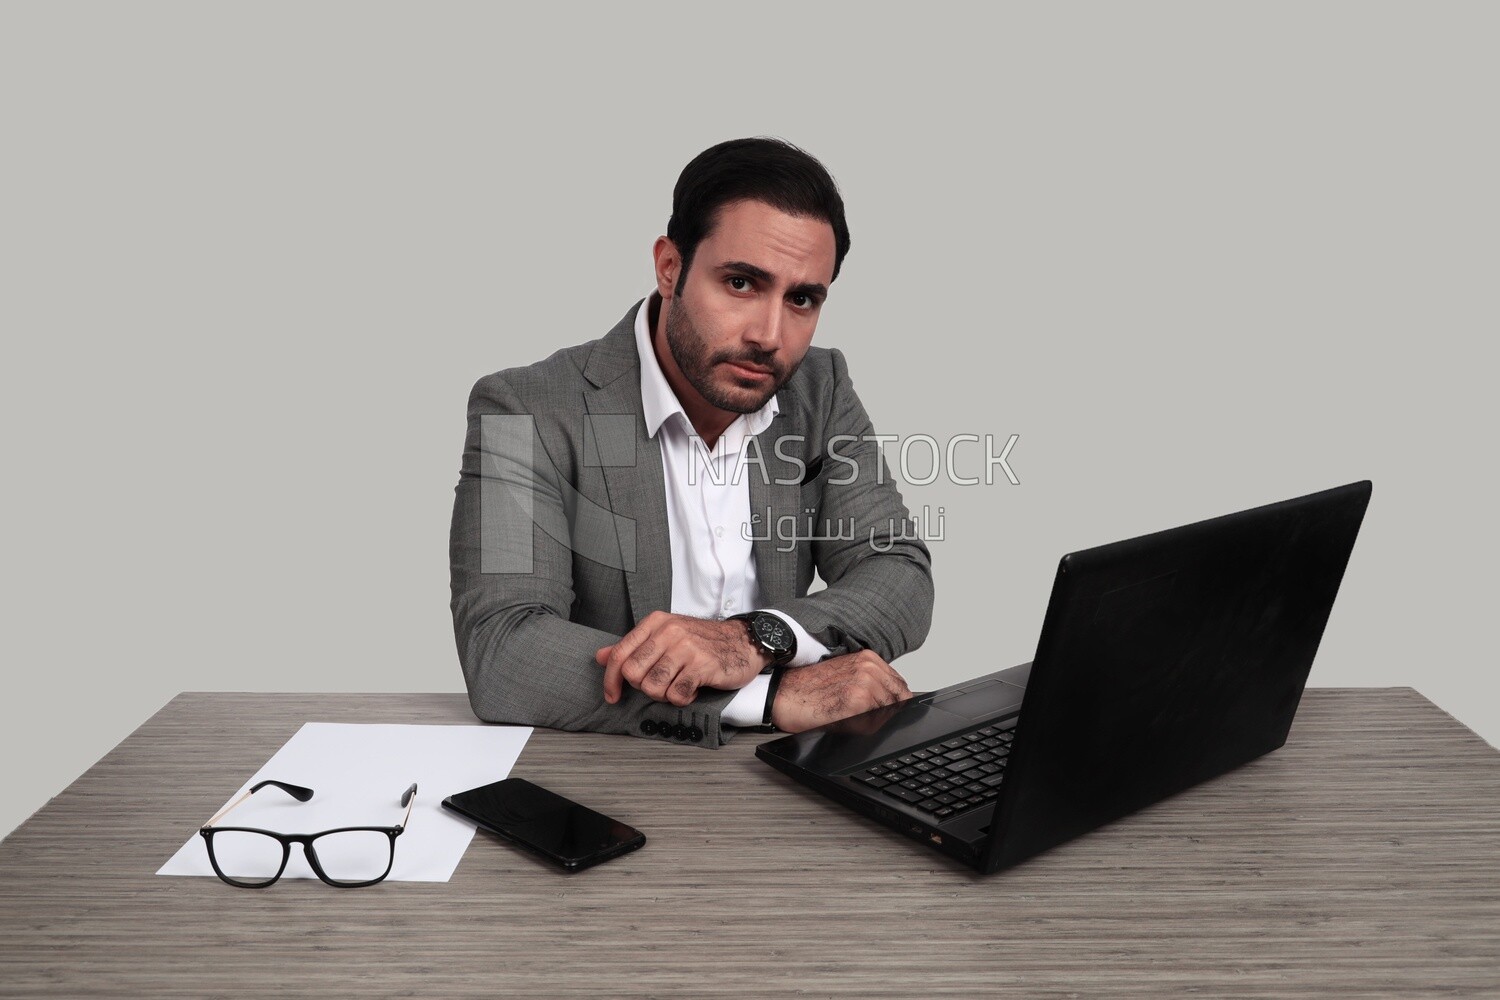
left=202, top=780, right=315, bottom=829
left=398, top=783, right=418, bottom=831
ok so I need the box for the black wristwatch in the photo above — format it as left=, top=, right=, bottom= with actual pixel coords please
left=728, top=611, right=797, bottom=667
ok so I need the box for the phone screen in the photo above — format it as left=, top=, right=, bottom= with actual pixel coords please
left=442, top=778, right=645, bottom=871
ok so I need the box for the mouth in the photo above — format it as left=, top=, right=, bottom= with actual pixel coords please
left=723, top=360, right=774, bottom=381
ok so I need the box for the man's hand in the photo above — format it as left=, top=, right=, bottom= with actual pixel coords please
left=771, top=650, right=913, bottom=733
left=596, top=611, right=769, bottom=707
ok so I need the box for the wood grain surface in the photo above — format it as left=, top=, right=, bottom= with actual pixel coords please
left=1, top=689, right=1497, bottom=998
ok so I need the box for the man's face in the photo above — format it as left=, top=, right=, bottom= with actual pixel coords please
left=659, top=199, right=836, bottom=416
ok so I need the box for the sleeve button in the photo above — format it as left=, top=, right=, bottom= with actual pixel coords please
left=640, top=720, right=657, bottom=735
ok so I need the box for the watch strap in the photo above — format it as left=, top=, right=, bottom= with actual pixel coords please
left=760, top=665, right=787, bottom=730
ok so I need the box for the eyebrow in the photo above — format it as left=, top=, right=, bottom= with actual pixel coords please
left=714, top=260, right=828, bottom=302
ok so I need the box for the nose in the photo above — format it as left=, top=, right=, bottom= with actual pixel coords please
left=745, top=298, right=784, bottom=352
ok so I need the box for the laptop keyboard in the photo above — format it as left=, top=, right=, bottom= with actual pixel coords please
left=850, top=718, right=1016, bottom=822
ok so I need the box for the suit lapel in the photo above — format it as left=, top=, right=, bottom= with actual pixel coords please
left=584, top=305, right=673, bottom=623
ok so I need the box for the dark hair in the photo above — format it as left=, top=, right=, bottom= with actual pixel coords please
left=666, top=137, right=851, bottom=294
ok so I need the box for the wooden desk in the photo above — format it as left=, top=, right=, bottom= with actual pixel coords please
left=1, top=690, right=1497, bottom=998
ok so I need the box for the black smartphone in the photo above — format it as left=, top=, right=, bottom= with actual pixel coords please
left=442, top=777, right=645, bottom=872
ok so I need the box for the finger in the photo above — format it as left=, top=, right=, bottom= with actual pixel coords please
left=638, top=650, right=684, bottom=702
left=618, top=633, right=666, bottom=694
left=668, top=665, right=709, bottom=707
left=595, top=646, right=613, bottom=666
left=604, top=613, right=676, bottom=702
left=603, top=623, right=655, bottom=704
left=859, top=661, right=904, bottom=707
left=884, top=666, right=913, bottom=701
left=884, top=674, right=907, bottom=701
left=601, top=645, right=621, bottom=703
left=851, top=652, right=905, bottom=703
left=621, top=616, right=692, bottom=695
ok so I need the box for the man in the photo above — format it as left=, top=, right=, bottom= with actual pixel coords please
left=449, top=137, right=933, bottom=747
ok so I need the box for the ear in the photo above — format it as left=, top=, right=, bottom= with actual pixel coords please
left=652, top=236, right=682, bottom=301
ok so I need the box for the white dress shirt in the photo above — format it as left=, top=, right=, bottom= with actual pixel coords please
left=633, top=292, right=831, bottom=727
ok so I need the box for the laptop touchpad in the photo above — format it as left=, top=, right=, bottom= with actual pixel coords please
left=928, top=678, right=1026, bottom=720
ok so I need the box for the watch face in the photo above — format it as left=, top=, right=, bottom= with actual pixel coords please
left=753, top=615, right=793, bottom=656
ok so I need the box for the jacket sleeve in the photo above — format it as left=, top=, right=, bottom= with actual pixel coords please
left=449, top=373, right=736, bottom=746
left=769, top=349, right=935, bottom=664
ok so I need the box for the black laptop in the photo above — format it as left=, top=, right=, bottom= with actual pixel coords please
left=756, top=481, right=1372, bottom=874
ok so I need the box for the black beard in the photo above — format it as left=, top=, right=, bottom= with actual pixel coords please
left=663, top=296, right=784, bottom=414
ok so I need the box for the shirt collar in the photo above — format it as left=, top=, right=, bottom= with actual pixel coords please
left=633, top=291, right=779, bottom=441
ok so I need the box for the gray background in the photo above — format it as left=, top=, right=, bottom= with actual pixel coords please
left=2, top=2, right=1494, bottom=839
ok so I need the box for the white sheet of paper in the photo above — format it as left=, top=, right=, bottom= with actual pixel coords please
left=158, top=721, right=531, bottom=882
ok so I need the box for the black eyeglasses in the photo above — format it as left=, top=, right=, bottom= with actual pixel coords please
left=199, top=779, right=417, bottom=888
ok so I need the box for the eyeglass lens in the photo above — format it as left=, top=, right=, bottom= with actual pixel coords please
left=207, top=831, right=289, bottom=886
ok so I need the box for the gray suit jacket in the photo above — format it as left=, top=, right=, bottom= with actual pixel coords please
left=449, top=299, right=934, bottom=747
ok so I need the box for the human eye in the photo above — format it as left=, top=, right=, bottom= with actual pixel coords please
left=726, top=275, right=754, bottom=293
left=790, top=293, right=819, bottom=310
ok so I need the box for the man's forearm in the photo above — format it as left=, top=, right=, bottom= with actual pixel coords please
left=459, top=604, right=736, bottom=746
left=765, top=547, right=934, bottom=663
